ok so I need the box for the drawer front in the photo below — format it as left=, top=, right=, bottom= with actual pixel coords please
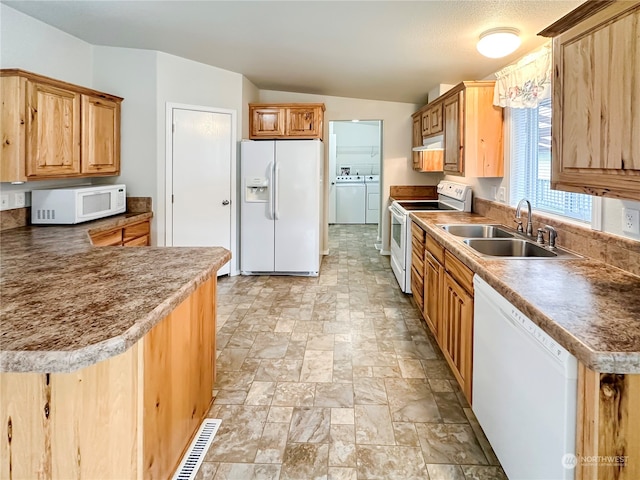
left=90, top=228, right=122, bottom=246
left=411, top=222, right=426, bottom=245
left=124, top=234, right=149, bottom=247
left=426, top=235, right=445, bottom=265
left=411, top=249, right=424, bottom=279
left=123, top=221, right=150, bottom=243
left=444, top=250, right=474, bottom=294
left=411, top=266, right=424, bottom=307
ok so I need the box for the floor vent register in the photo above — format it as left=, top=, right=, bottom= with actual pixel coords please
left=172, top=419, right=222, bottom=480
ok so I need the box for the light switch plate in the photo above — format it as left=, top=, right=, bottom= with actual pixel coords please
left=0, top=195, right=8, bottom=210
left=498, top=187, right=506, bottom=202
left=622, top=208, right=640, bottom=235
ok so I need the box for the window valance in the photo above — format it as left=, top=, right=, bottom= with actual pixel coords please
left=493, top=43, right=552, bottom=109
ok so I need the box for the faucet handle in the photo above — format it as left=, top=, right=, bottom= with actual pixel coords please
left=536, top=228, right=545, bottom=244
left=544, top=225, right=558, bottom=248
left=514, top=218, right=524, bottom=233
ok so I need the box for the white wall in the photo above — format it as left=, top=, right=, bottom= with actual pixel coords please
left=0, top=5, right=92, bottom=85
left=0, top=5, right=96, bottom=204
left=259, top=89, right=441, bottom=253
left=242, top=77, right=260, bottom=139
left=92, top=47, right=158, bottom=195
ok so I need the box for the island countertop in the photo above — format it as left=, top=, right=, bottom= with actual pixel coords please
left=0, top=213, right=231, bottom=373
left=410, top=211, right=640, bottom=374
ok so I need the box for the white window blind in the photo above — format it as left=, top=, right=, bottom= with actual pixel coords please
left=510, top=97, right=592, bottom=222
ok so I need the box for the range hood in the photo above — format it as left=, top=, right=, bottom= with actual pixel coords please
left=412, top=137, right=444, bottom=152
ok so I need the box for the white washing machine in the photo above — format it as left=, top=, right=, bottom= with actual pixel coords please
left=365, top=175, right=379, bottom=224
left=336, top=175, right=366, bottom=224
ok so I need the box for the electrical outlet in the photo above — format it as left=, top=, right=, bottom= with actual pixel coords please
left=498, top=187, right=506, bottom=202
left=622, top=208, right=640, bottom=235
left=14, top=192, right=26, bottom=208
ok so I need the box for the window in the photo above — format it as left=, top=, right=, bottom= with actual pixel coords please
left=510, top=97, right=592, bottom=222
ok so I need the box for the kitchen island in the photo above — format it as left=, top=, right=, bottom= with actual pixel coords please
left=411, top=211, right=640, bottom=480
left=0, top=215, right=231, bottom=479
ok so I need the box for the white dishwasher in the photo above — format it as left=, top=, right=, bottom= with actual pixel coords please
left=473, top=276, right=577, bottom=480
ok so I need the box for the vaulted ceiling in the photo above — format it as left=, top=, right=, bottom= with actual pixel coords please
left=3, top=1, right=583, bottom=104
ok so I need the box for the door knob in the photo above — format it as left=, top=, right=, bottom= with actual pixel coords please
left=222, top=200, right=230, bottom=206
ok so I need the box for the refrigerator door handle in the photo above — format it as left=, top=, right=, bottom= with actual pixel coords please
left=268, top=161, right=275, bottom=220
left=274, top=161, right=280, bottom=220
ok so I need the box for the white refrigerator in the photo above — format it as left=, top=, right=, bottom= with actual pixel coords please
left=240, top=139, right=323, bottom=276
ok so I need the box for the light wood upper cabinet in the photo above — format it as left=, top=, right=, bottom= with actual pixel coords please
left=420, top=102, right=443, bottom=137
left=250, top=105, right=286, bottom=138
left=249, top=103, right=325, bottom=140
left=81, top=95, right=120, bottom=175
left=412, top=113, right=422, bottom=170
left=26, top=81, right=81, bottom=177
left=443, top=92, right=463, bottom=174
left=428, top=102, right=443, bottom=135
left=0, top=69, right=123, bottom=183
left=287, top=106, right=322, bottom=138
left=540, top=1, right=640, bottom=201
left=412, top=81, right=503, bottom=178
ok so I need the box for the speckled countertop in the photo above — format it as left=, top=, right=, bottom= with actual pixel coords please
left=0, top=213, right=231, bottom=373
left=410, top=212, right=640, bottom=374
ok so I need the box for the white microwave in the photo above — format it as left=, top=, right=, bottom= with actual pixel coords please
left=31, top=184, right=126, bottom=224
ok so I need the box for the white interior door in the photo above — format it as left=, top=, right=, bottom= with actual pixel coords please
left=171, top=108, right=232, bottom=275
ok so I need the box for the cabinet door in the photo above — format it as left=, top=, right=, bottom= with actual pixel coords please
left=551, top=3, right=640, bottom=200
left=443, top=92, right=463, bottom=175
left=250, top=107, right=286, bottom=138
left=286, top=106, right=321, bottom=138
left=81, top=95, right=120, bottom=175
left=429, top=103, right=443, bottom=135
left=441, top=273, right=473, bottom=404
left=26, top=81, right=81, bottom=177
left=412, top=114, right=422, bottom=170
left=421, top=110, right=431, bottom=136
left=424, top=251, right=442, bottom=340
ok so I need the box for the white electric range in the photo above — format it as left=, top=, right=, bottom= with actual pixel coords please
left=388, top=181, right=473, bottom=293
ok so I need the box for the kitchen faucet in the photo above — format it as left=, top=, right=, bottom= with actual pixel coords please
left=515, top=199, right=534, bottom=236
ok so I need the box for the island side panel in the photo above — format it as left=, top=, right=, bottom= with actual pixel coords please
left=143, top=276, right=216, bottom=480
left=576, top=364, right=640, bottom=480
left=0, top=344, right=141, bottom=479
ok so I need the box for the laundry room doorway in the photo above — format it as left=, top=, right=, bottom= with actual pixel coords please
left=328, top=120, right=382, bottom=229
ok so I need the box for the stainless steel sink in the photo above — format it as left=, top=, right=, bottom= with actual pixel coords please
left=440, top=224, right=514, bottom=238
left=463, top=238, right=561, bottom=258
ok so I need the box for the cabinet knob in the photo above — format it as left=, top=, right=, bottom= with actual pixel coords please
left=222, top=200, right=230, bottom=206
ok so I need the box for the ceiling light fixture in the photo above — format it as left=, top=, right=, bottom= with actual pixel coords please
left=477, top=28, right=521, bottom=58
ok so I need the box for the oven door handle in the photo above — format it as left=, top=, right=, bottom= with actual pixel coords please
left=388, top=205, right=406, bottom=224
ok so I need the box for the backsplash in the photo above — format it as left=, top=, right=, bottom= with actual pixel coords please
left=474, top=198, right=640, bottom=277
left=0, top=207, right=29, bottom=231
left=0, top=197, right=153, bottom=232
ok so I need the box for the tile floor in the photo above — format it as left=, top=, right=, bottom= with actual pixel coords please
left=198, top=224, right=507, bottom=480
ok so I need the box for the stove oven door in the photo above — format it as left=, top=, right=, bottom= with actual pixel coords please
left=389, top=205, right=409, bottom=292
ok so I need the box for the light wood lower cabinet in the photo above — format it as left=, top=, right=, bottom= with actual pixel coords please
left=440, top=266, right=474, bottom=403
left=0, top=277, right=217, bottom=480
left=576, top=364, right=640, bottom=480
left=419, top=230, right=474, bottom=404
left=410, top=222, right=426, bottom=310
left=424, top=249, right=443, bottom=340
left=90, top=219, right=150, bottom=247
